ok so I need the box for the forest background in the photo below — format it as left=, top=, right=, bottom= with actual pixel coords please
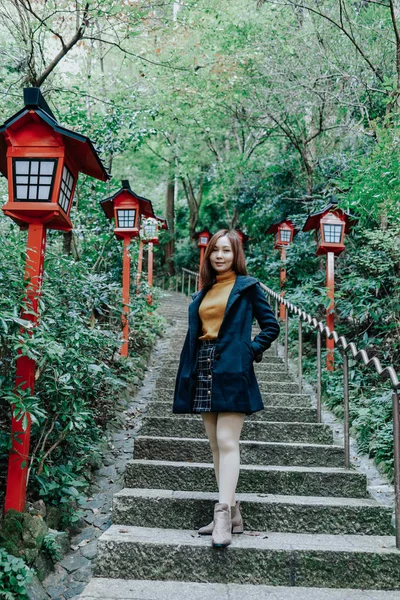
left=0, top=0, right=400, bottom=583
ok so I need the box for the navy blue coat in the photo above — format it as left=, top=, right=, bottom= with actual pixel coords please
left=173, top=275, right=280, bottom=415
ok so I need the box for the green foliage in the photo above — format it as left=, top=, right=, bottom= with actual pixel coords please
left=0, top=546, right=33, bottom=600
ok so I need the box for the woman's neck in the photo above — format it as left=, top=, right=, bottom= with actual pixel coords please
left=215, top=269, right=236, bottom=283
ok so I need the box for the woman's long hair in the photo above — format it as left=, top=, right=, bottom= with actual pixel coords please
left=200, top=229, right=247, bottom=290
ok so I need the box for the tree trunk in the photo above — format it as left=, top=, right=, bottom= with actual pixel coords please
left=165, top=174, right=175, bottom=275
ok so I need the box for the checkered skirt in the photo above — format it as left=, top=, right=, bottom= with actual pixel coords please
left=192, top=340, right=216, bottom=413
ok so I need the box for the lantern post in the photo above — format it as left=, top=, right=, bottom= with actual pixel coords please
left=266, top=219, right=298, bottom=321
left=136, top=239, right=144, bottom=294
left=0, top=88, right=108, bottom=513
left=303, top=199, right=357, bottom=370
left=195, top=228, right=212, bottom=290
left=101, top=181, right=159, bottom=355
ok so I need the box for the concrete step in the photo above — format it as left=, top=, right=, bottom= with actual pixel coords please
left=79, top=578, right=400, bottom=599
left=157, top=371, right=295, bottom=388
left=155, top=379, right=301, bottom=395
left=95, top=525, right=400, bottom=589
left=153, top=389, right=313, bottom=407
left=140, top=416, right=333, bottom=445
left=112, top=489, right=394, bottom=535
left=146, top=402, right=317, bottom=423
left=167, top=355, right=284, bottom=366
left=160, top=363, right=288, bottom=378
left=133, top=436, right=345, bottom=468
left=125, top=460, right=368, bottom=498
left=168, top=345, right=277, bottom=358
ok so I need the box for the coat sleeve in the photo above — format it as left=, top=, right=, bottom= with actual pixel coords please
left=249, top=283, right=280, bottom=362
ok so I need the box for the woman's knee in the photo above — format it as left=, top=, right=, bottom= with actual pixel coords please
left=216, top=429, right=239, bottom=454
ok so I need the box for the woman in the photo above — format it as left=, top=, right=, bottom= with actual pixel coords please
left=173, top=229, right=280, bottom=548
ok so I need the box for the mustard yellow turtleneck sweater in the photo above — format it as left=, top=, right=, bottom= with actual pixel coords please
left=198, top=270, right=237, bottom=340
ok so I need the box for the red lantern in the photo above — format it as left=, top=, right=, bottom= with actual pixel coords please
left=194, top=228, right=212, bottom=290
left=266, top=219, right=298, bottom=321
left=0, top=88, right=108, bottom=514
left=1, top=88, right=107, bottom=231
left=303, top=200, right=357, bottom=369
left=101, top=181, right=158, bottom=354
left=235, top=228, right=249, bottom=245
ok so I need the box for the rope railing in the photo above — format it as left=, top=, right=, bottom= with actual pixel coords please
left=260, top=282, right=400, bottom=549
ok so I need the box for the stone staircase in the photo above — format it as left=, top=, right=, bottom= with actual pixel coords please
left=79, top=292, right=400, bottom=599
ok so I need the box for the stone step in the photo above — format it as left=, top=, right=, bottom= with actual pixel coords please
left=133, top=436, right=345, bottom=468
left=140, top=416, right=333, bottom=445
left=157, top=371, right=295, bottom=388
left=79, top=578, right=400, bottom=600
left=155, top=379, right=301, bottom=395
left=125, top=460, right=368, bottom=498
left=112, top=489, right=394, bottom=535
left=153, top=389, right=313, bottom=406
left=167, top=354, right=284, bottom=366
left=95, top=526, right=400, bottom=589
left=168, top=346, right=277, bottom=358
left=146, top=402, right=317, bottom=423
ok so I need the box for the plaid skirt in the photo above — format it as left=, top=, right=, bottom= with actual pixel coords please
left=192, top=340, right=216, bottom=413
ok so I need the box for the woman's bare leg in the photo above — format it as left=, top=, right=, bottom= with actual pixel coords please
left=216, top=412, right=245, bottom=506
left=201, top=413, right=219, bottom=487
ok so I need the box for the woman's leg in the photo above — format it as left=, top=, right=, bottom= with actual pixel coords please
left=201, top=413, right=219, bottom=487
left=216, top=412, right=245, bottom=506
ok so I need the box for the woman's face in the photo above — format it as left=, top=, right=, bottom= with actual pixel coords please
left=209, top=235, right=234, bottom=275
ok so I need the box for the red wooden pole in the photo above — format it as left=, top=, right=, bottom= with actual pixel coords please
left=121, top=235, right=131, bottom=357
left=198, top=246, right=205, bottom=291
left=279, top=247, right=287, bottom=321
left=5, top=222, right=47, bottom=513
left=326, top=251, right=335, bottom=371
left=136, top=239, right=144, bottom=294
left=147, top=242, right=153, bottom=306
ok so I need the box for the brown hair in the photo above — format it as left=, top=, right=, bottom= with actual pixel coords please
left=200, top=229, right=247, bottom=290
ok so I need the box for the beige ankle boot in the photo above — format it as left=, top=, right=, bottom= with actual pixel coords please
left=212, top=503, right=232, bottom=547
left=198, top=501, right=243, bottom=535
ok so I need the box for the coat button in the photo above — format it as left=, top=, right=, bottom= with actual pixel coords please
left=207, top=358, right=211, bottom=363
left=208, top=374, right=212, bottom=379
left=207, top=390, right=211, bottom=395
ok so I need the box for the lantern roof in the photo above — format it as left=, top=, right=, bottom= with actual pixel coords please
left=155, top=215, right=169, bottom=230
left=101, top=180, right=156, bottom=221
left=302, top=201, right=358, bottom=234
left=235, top=228, right=249, bottom=244
left=194, top=227, right=212, bottom=239
left=266, top=218, right=299, bottom=237
left=0, top=88, right=109, bottom=182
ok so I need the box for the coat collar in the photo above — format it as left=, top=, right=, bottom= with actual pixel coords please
left=189, top=275, right=258, bottom=341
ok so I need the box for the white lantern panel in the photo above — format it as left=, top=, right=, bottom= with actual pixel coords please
left=143, top=218, right=158, bottom=238
left=13, top=159, right=57, bottom=202
left=58, top=165, right=75, bottom=214
left=200, top=236, right=208, bottom=244
left=117, top=209, right=137, bottom=228
left=323, top=223, right=343, bottom=244
left=279, top=229, right=291, bottom=242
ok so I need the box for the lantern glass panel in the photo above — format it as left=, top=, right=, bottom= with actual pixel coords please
left=58, top=165, right=75, bottom=213
left=143, top=219, right=157, bottom=238
left=323, top=223, right=343, bottom=244
left=13, top=158, right=57, bottom=202
left=117, top=209, right=137, bottom=228
left=200, top=236, right=208, bottom=244
left=279, top=229, right=291, bottom=243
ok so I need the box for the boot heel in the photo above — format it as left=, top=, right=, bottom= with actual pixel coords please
left=232, top=524, right=244, bottom=534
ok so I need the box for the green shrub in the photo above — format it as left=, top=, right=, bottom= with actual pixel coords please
left=0, top=547, right=33, bottom=600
